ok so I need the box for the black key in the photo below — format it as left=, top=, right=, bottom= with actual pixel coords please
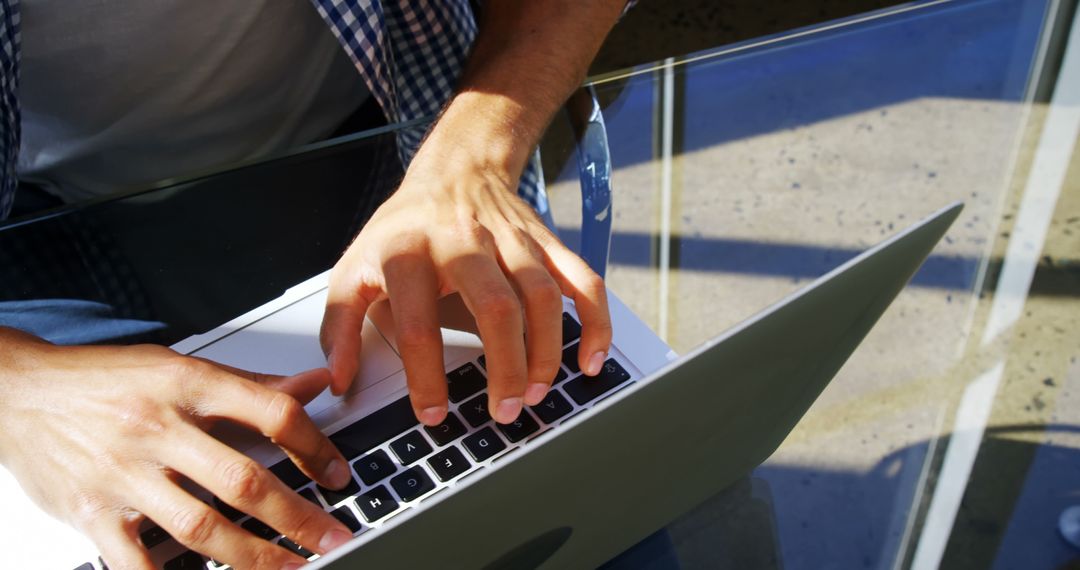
left=477, top=355, right=486, bottom=369
left=241, top=517, right=280, bottom=540
left=213, top=496, right=244, bottom=521
left=530, top=389, right=573, bottom=424
left=389, top=430, right=433, bottom=465
left=355, top=449, right=397, bottom=485
left=317, top=475, right=361, bottom=506
left=390, top=466, right=436, bottom=502
left=423, top=412, right=467, bottom=446
left=355, top=485, right=399, bottom=522
left=163, top=551, right=204, bottom=570
left=446, top=362, right=487, bottom=403
left=330, top=505, right=363, bottom=533
left=330, top=396, right=418, bottom=460
left=551, top=367, right=569, bottom=386
left=562, top=312, right=582, bottom=344
left=73, top=564, right=94, bottom=570
left=98, top=557, right=110, bottom=570
left=496, top=410, right=540, bottom=443
left=269, top=459, right=311, bottom=490
left=564, top=359, right=632, bottom=405
left=139, top=525, right=170, bottom=549
left=562, top=342, right=581, bottom=374
left=427, top=446, right=471, bottom=482
left=298, top=487, right=321, bottom=507
left=459, top=393, right=491, bottom=427
left=279, top=536, right=315, bottom=559
left=463, top=427, right=507, bottom=462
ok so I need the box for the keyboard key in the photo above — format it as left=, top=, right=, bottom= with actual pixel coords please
left=317, top=475, right=361, bottom=506
left=139, top=525, right=170, bottom=549
left=496, top=410, right=540, bottom=443
left=427, top=446, right=471, bottom=481
left=355, top=449, right=397, bottom=485
left=459, top=393, right=491, bottom=427
left=298, top=487, right=321, bottom=507
left=477, top=355, right=486, bottom=369
left=330, top=505, right=363, bottom=533
left=446, top=362, right=487, bottom=403
left=278, top=536, right=315, bottom=559
left=424, top=412, right=467, bottom=446
left=530, top=389, right=573, bottom=424
left=463, top=427, right=507, bottom=462
left=163, top=551, right=204, bottom=570
left=390, top=466, right=436, bottom=502
left=330, top=396, right=418, bottom=460
left=73, top=564, right=94, bottom=570
left=269, top=459, right=310, bottom=490
left=213, top=496, right=244, bottom=521
left=389, top=430, right=433, bottom=465
left=564, top=359, right=632, bottom=405
left=562, top=342, right=580, bottom=374
left=355, top=486, right=399, bottom=522
left=562, top=312, right=582, bottom=344
left=552, top=367, right=569, bottom=385
left=241, top=517, right=280, bottom=540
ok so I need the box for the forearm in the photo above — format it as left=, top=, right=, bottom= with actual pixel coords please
left=415, top=1, right=625, bottom=182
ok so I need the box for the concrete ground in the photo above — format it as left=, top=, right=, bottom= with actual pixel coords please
left=544, top=1, right=1080, bottom=567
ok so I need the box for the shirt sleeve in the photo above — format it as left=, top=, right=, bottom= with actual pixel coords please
left=0, top=0, right=21, bottom=220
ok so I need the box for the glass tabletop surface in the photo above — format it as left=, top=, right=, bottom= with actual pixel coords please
left=4, top=0, right=1078, bottom=567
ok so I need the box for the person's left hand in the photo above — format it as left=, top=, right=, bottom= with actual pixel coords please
left=320, top=131, right=612, bottom=427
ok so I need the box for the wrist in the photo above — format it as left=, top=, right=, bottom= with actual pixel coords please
left=414, top=91, right=538, bottom=188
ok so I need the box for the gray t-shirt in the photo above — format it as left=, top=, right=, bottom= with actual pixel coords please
left=17, top=0, right=369, bottom=201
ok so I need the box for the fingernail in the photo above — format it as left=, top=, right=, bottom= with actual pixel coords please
left=495, top=397, right=523, bottom=424
left=319, top=528, right=352, bottom=552
left=524, top=383, right=548, bottom=405
left=323, top=459, right=350, bottom=489
left=586, top=351, right=606, bottom=376
left=419, top=406, right=447, bottom=426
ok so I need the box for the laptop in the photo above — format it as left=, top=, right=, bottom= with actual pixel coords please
left=0, top=202, right=963, bottom=569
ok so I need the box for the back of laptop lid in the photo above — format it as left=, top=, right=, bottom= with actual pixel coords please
left=317, top=203, right=963, bottom=569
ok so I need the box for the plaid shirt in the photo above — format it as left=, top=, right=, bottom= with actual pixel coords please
left=0, top=0, right=565, bottom=219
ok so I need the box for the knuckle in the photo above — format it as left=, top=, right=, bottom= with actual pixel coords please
left=525, top=279, right=562, bottom=310
left=115, top=396, right=167, bottom=436
left=170, top=506, right=217, bottom=547
left=265, top=392, right=304, bottom=438
left=395, top=322, right=442, bottom=353
left=251, top=543, right=290, bottom=569
left=479, top=290, right=521, bottom=322
left=70, top=489, right=110, bottom=528
left=582, top=273, right=606, bottom=299
left=219, top=459, right=266, bottom=505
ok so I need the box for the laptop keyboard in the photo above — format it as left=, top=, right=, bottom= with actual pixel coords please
left=82, top=312, right=636, bottom=570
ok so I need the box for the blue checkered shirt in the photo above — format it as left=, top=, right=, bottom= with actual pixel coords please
left=0, top=0, right=566, bottom=219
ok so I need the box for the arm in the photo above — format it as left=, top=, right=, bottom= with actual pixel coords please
left=322, top=1, right=626, bottom=425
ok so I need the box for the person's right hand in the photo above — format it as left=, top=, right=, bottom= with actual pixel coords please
left=0, top=327, right=355, bottom=570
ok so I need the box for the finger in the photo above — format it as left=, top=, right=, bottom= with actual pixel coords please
left=448, top=253, right=527, bottom=424
left=384, top=253, right=448, bottom=426
left=204, top=362, right=332, bottom=405
left=133, top=474, right=310, bottom=570
left=322, top=267, right=376, bottom=396
left=82, top=516, right=155, bottom=570
left=160, top=423, right=352, bottom=559
left=497, top=233, right=563, bottom=406
left=192, top=367, right=351, bottom=491
left=540, top=236, right=613, bottom=376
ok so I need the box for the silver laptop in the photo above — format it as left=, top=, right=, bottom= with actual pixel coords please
left=0, top=203, right=962, bottom=569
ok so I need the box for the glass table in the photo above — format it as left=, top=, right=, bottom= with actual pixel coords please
left=3, top=0, right=1078, bottom=567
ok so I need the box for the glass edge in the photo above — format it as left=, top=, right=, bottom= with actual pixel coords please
left=585, top=0, right=963, bottom=87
